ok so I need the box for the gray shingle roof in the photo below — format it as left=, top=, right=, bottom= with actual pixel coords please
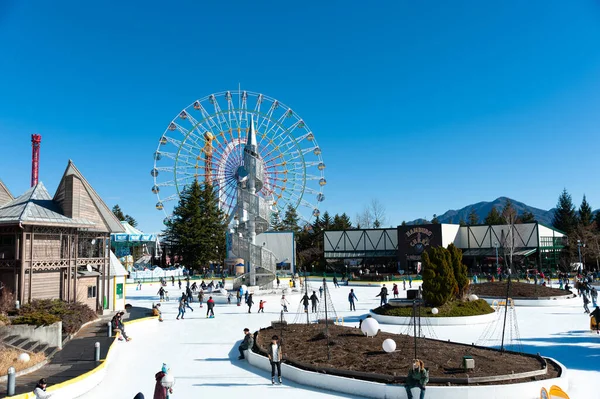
left=0, top=182, right=96, bottom=227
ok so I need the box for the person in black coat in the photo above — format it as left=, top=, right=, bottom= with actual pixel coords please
left=376, top=285, right=389, bottom=306
left=247, top=293, right=254, bottom=313
left=309, top=291, right=319, bottom=313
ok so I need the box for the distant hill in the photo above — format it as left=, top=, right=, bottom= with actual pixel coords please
left=409, top=197, right=557, bottom=226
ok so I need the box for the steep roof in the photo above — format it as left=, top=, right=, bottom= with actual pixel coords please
left=110, top=250, right=129, bottom=277
left=54, top=160, right=125, bottom=233
left=0, top=182, right=96, bottom=227
left=0, top=179, right=13, bottom=207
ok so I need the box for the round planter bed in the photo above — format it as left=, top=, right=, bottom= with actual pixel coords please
left=369, top=309, right=497, bottom=325
left=470, top=282, right=577, bottom=307
left=246, top=324, right=568, bottom=399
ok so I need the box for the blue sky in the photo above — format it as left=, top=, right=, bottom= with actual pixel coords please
left=1, top=1, right=600, bottom=233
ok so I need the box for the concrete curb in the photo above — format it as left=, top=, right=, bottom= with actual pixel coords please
left=0, top=360, right=49, bottom=384
left=369, top=309, right=497, bottom=326
left=245, top=349, right=569, bottom=399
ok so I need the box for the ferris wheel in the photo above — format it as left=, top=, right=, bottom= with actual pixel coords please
left=151, top=90, right=326, bottom=224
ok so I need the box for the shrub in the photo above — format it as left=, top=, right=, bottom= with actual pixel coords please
left=12, top=312, right=60, bottom=327
left=15, top=299, right=97, bottom=334
left=422, top=247, right=457, bottom=307
left=448, top=244, right=469, bottom=299
left=372, top=299, right=493, bottom=317
left=0, top=288, right=15, bottom=314
left=0, top=314, right=10, bottom=326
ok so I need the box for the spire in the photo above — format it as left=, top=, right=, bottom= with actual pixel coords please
left=247, top=115, right=257, bottom=149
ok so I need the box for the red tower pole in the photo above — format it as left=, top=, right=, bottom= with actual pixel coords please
left=31, top=134, right=41, bottom=187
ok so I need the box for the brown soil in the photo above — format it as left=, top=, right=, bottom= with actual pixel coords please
left=470, top=281, right=571, bottom=298
left=256, top=324, right=559, bottom=385
left=0, top=346, right=46, bottom=374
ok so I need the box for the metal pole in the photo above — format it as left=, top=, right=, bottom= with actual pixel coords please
left=323, top=278, right=330, bottom=360
left=107, top=321, right=112, bottom=337
left=500, top=275, right=511, bottom=352
left=7, top=367, right=15, bottom=396
left=94, top=342, right=100, bottom=362
left=413, top=300, right=417, bottom=359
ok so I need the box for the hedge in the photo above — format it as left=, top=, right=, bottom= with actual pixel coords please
left=372, top=299, right=494, bottom=318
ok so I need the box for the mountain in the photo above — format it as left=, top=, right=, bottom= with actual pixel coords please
left=409, top=197, right=556, bottom=226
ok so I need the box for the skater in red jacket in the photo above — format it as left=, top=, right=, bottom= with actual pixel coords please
left=258, top=300, right=266, bottom=313
left=206, top=297, right=215, bottom=318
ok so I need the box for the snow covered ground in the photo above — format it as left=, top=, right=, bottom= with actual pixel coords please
left=85, top=282, right=598, bottom=399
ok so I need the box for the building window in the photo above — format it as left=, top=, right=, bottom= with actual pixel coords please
left=87, top=285, right=97, bottom=298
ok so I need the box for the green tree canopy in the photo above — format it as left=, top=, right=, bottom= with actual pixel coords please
left=552, top=189, right=577, bottom=234
left=163, top=181, right=226, bottom=271
left=468, top=208, right=479, bottom=225
left=448, top=244, right=469, bottom=299
left=517, top=211, right=536, bottom=223
left=281, top=204, right=301, bottom=233
left=421, top=246, right=457, bottom=307
left=332, top=213, right=352, bottom=230
left=112, top=204, right=137, bottom=227
left=578, top=195, right=593, bottom=227
left=484, top=207, right=504, bottom=225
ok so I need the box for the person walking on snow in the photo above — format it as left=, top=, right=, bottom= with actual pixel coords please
left=268, top=334, right=283, bottom=385
left=258, top=300, right=266, bottom=313
left=376, top=284, right=389, bottom=306
left=348, top=289, right=358, bottom=311
left=238, top=328, right=254, bottom=360
left=281, top=295, right=289, bottom=312
left=247, top=293, right=254, bottom=313
left=206, top=296, right=215, bottom=318
left=310, top=291, right=319, bottom=312
left=392, top=283, right=399, bottom=299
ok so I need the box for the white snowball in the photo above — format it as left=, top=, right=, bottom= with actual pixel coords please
left=361, top=317, right=380, bottom=337
left=382, top=338, right=396, bottom=353
left=431, top=307, right=439, bottom=315
left=469, top=294, right=479, bottom=301
left=18, top=353, right=30, bottom=363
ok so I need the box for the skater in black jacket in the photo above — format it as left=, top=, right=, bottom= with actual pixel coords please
left=310, top=291, right=319, bottom=313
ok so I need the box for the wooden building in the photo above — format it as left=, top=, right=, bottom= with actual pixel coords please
left=0, top=161, right=125, bottom=312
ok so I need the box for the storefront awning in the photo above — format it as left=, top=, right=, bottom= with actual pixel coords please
left=462, top=248, right=537, bottom=257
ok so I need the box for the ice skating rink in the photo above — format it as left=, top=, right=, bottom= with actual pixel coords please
left=85, top=282, right=598, bottom=399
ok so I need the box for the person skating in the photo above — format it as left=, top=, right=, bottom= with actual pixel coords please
left=405, top=359, right=429, bottom=399
left=592, top=287, right=598, bottom=308
left=333, top=276, right=339, bottom=288
left=238, top=328, right=254, bottom=360
left=153, top=364, right=173, bottom=399
left=301, top=293, right=310, bottom=313
left=403, top=278, right=406, bottom=290
left=157, top=286, right=166, bottom=302
left=236, top=290, right=242, bottom=306
left=176, top=296, right=185, bottom=320
left=267, top=334, right=283, bottom=385
left=276, top=276, right=280, bottom=288
left=183, top=293, right=194, bottom=312
left=319, top=285, right=323, bottom=298
left=206, top=296, right=215, bottom=318
left=186, top=286, right=194, bottom=302
left=33, top=378, right=52, bottom=398
left=281, top=295, right=289, bottom=312
left=310, top=291, right=319, bottom=313
left=171, top=276, right=175, bottom=287
left=244, top=290, right=249, bottom=304
left=258, top=299, right=266, bottom=313
left=348, top=289, right=358, bottom=311
left=376, top=284, right=389, bottom=306
left=583, top=293, right=591, bottom=314
left=153, top=303, right=163, bottom=322
left=178, top=278, right=182, bottom=289
left=227, top=293, right=232, bottom=304
left=198, top=290, right=204, bottom=308
left=247, top=293, right=254, bottom=313
left=591, top=306, right=600, bottom=334
left=392, top=283, right=399, bottom=299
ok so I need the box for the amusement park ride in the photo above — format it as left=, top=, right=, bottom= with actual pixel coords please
left=152, top=90, right=325, bottom=286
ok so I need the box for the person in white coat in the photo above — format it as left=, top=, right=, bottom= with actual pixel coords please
left=280, top=295, right=289, bottom=312
left=33, top=378, right=52, bottom=398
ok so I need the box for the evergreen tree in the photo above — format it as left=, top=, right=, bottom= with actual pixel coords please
left=552, top=189, right=577, bottom=233
left=281, top=204, right=301, bottom=233
left=431, top=214, right=439, bottom=224
left=459, top=218, right=466, bottom=226
left=421, top=247, right=457, bottom=307
left=321, top=211, right=332, bottom=230
left=124, top=215, right=138, bottom=228
left=163, top=181, right=226, bottom=271
left=112, top=205, right=125, bottom=221
left=339, top=213, right=352, bottom=229
left=578, top=195, right=593, bottom=227
left=401, top=221, right=407, bottom=226
left=332, top=213, right=352, bottom=230
left=484, top=207, right=504, bottom=225
left=468, top=208, right=479, bottom=225
left=501, top=199, right=517, bottom=225
left=448, top=244, right=469, bottom=299
left=517, top=211, right=536, bottom=223
left=595, top=211, right=600, bottom=233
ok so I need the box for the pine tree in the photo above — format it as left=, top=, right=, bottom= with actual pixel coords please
left=578, top=195, right=593, bottom=227
left=124, top=215, right=138, bottom=228
left=321, top=211, right=332, bottom=230
left=517, top=211, right=536, bottom=223
left=282, top=204, right=301, bottom=233
left=448, top=244, right=469, bottom=299
left=484, top=207, right=504, bottom=225
left=459, top=218, right=466, bottom=226
left=163, top=181, right=226, bottom=271
left=339, top=213, right=352, bottom=229
left=421, top=247, right=456, bottom=307
left=595, top=211, right=600, bottom=233
left=112, top=205, right=125, bottom=221
left=431, top=214, right=439, bottom=224
left=552, top=189, right=577, bottom=233
left=468, top=208, right=479, bottom=225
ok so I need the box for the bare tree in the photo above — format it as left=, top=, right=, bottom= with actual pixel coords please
left=355, top=199, right=388, bottom=229
left=501, top=199, right=517, bottom=273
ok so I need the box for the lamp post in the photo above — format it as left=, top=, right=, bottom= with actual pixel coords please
left=577, top=240, right=583, bottom=273
left=494, top=241, right=499, bottom=275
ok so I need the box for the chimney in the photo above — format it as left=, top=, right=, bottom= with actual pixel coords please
left=31, top=134, right=42, bottom=187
